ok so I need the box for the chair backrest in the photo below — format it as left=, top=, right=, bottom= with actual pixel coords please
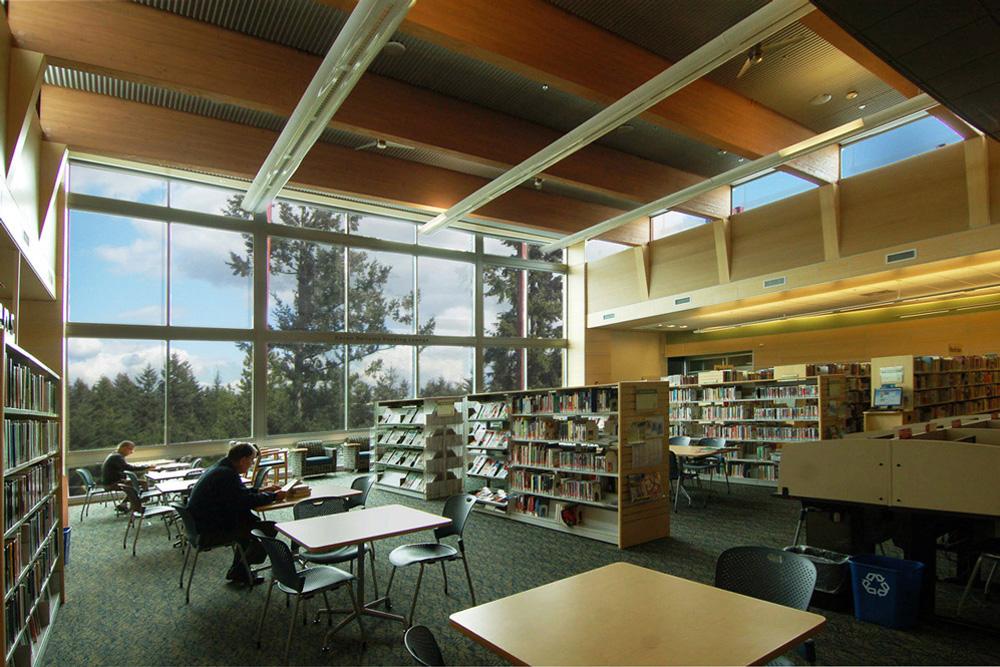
left=188, top=458, right=202, bottom=469
left=668, top=450, right=680, bottom=482
left=435, top=494, right=476, bottom=540
left=347, top=474, right=376, bottom=509
left=252, top=531, right=304, bottom=593
left=715, top=546, right=817, bottom=611
left=75, top=468, right=96, bottom=490
left=404, top=625, right=445, bottom=667
left=252, top=465, right=272, bottom=490
left=184, top=468, right=203, bottom=479
left=292, top=496, right=348, bottom=521
left=120, top=484, right=144, bottom=512
left=123, top=470, right=143, bottom=493
left=171, top=503, right=200, bottom=545
left=668, top=435, right=691, bottom=447
left=697, top=436, right=727, bottom=449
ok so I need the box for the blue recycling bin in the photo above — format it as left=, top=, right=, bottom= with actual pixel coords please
left=63, top=526, right=72, bottom=565
left=849, top=554, right=924, bottom=629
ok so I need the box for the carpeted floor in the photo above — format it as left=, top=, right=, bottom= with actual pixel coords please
left=43, top=473, right=1000, bottom=666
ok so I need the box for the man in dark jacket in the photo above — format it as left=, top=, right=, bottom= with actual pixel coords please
left=101, top=440, right=148, bottom=490
left=186, top=442, right=286, bottom=585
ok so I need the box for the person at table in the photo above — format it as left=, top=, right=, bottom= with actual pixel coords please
left=186, top=442, right=287, bottom=586
left=101, top=440, right=150, bottom=491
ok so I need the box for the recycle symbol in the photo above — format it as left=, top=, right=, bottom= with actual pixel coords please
left=862, top=572, right=891, bottom=597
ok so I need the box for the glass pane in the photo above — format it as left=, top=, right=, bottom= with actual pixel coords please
left=527, top=243, right=564, bottom=263
left=170, top=225, right=253, bottom=328
left=418, top=226, right=473, bottom=251
left=484, top=237, right=522, bottom=257
left=731, top=171, right=816, bottom=213
left=418, top=256, right=473, bottom=336
left=418, top=346, right=473, bottom=397
left=528, top=347, right=563, bottom=389
left=267, top=343, right=345, bottom=435
left=169, top=180, right=247, bottom=218
left=348, top=343, right=413, bottom=429
left=267, top=238, right=345, bottom=331
left=652, top=210, right=708, bottom=240
left=841, top=116, right=963, bottom=178
left=168, top=341, right=251, bottom=443
left=585, top=240, right=629, bottom=262
left=68, top=211, right=166, bottom=325
left=270, top=199, right=347, bottom=232
left=69, top=163, right=167, bottom=206
left=528, top=270, right=563, bottom=338
left=483, top=265, right=524, bottom=338
left=348, top=248, right=414, bottom=334
left=483, top=347, right=522, bottom=392
left=352, top=213, right=414, bottom=243
left=66, top=338, right=165, bottom=450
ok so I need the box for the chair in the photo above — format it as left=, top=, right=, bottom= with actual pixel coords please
left=668, top=435, right=691, bottom=447
left=287, top=440, right=338, bottom=478
left=685, top=436, right=731, bottom=494
left=252, top=530, right=366, bottom=665
left=292, top=496, right=379, bottom=598
left=345, top=474, right=376, bottom=511
left=384, top=494, right=477, bottom=626
left=187, top=457, right=202, bottom=469
left=404, top=625, right=445, bottom=666
left=123, top=469, right=163, bottom=504
left=255, top=447, right=289, bottom=485
left=715, top=546, right=818, bottom=665
left=958, top=538, right=1000, bottom=616
left=120, top=485, right=177, bottom=556
left=252, top=464, right=273, bottom=490
left=76, top=468, right=114, bottom=521
left=668, top=451, right=700, bottom=512
left=172, top=503, right=251, bottom=604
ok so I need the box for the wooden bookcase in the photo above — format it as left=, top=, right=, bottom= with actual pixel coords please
left=1, top=332, right=63, bottom=667
left=464, top=391, right=511, bottom=517
left=668, top=373, right=847, bottom=487
left=372, top=396, right=465, bottom=500
left=870, top=355, right=1000, bottom=425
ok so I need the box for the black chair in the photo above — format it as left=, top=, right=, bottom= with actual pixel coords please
left=120, top=485, right=177, bottom=556
left=292, top=496, right=379, bottom=598
left=123, top=469, right=163, bottom=504
left=715, top=546, right=818, bottom=665
left=685, top=436, right=731, bottom=494
left=76, top=468, right=113, bottom=521
left=668, top=451, right=700, bottom=512
left=404, top=625, right=445, bottom=666
left=668, top=435, right=691, bottom=447
left=172, top=503, right=251, bottom=604
left=345, top=474, right=376, bottom=511
left=252, top=530, right=366, bottom=665
left=252, top=464, right=273, bottom=490
left=958, top=537, right=1000, bottom=616
left=384, top=494, right=476, bottom=626
left=187, top=457, right=202, bottom=469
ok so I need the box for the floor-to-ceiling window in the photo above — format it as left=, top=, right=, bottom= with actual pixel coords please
left=65, top=161, right=566, bottom=450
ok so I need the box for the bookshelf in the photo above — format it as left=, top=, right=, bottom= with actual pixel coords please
left=504, top=381, right=670, bottom=548
left=464, top=392, right=511, bottom=516
left=373, top=396, right=465, bottom=500
left=2, top=332, right=63, bottom=667
left=668, top=370, right=847, bottom=487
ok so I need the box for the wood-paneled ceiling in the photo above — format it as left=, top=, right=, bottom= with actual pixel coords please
left=6, top=0, right=951, bottom=241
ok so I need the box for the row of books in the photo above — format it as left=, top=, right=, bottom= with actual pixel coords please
left=472, top=486, right=508, bottom=507
left=3, top=419, right=59, bottom=469
left=512, top=388, right=617, bottom=415
left=4, top=464, right=56, bottom=532
left=4, top=565, right=53, bottom=655
left=377, top=406, right=422, bottom=425
left=469, top=424, right=508, bottom=450
left=3, top=507, right=55, bottom=590
left=467, top=455, right=508, bottom=478
left=755, top=406, right=819, bottom=420
left=701, top=425, right=820, bottom=441
left=913, top=386, right=1000, bottom=405
left=701, top=405, right=754, bottom=420
left=375, top=430, right=424, bottom=447
left=726, top=461, right=779, bottom=480
left=513, top=494, right=550, bottom=518
left=378, top=449, right=423, bottom=468
left=914, top=355, right=1000, bottom=373
left=510, top=471, right=606, bottom=502
left=914, top=371, right=1000, bottom=389
left=510, top=443, right=616, bottom=473
left=468, top=402, right=508, bottom=421
left=380, top=470, right=426, bottom=491
left=510, top=417, right=614, bottom=442
left=5, top=360, right=57, bottom=414
left=0, top=305, right=14, bottom=340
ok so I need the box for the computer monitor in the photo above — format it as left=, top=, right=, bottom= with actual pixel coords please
left=873, top=385, right=903, bottom=409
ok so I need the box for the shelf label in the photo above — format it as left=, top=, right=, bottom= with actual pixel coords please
left=636, top=389, right=658, bottom=411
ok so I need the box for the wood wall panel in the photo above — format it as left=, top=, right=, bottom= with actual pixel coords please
left=647, top=224, right=718, bottom=300
left=840, top=142, right=968, bottom=257
left=990, top=138, right=1000, bottom=226
left=586, top=250, right=645, bottom=313
left=729, top=188, right=825, bottom=282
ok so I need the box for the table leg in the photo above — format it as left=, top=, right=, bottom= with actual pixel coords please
left=318, top=541, right=409, bottom=630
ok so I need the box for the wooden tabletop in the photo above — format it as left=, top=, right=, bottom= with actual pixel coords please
left=449, top=562, right=826, bottom=666
left=670, top=445, right=739, bottom=459
left=276, top=504, right=450, bottom=552
left=153, top=477, right=198, bottom=494
left=254, top=484, right=361, bottom=513
left=147, top=468, right=202, bottom=481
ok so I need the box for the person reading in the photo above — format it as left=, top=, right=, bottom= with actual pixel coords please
left=101, top=440, right=150, bottom=491
left=186, top=442, right=287, bottom=586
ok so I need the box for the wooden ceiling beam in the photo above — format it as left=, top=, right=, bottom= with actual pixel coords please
left=9, top=0, right=728, bottom=221
left=39, top=86, right=648, bottom=242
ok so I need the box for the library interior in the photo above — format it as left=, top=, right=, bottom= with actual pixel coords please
left=3, top=0, right=1000, bottom=665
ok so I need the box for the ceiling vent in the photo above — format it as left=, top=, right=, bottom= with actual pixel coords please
left=886, top=249, right=917, bottom=264
left=674, top=296, right=691, bottom=306
left=602, top=313, right=615, bottom=321
left=860, top=289, right=895, bottom=298
left=763, top=276, right=787, bottom=289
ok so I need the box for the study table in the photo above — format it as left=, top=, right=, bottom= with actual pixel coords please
left=669, top=445, right=739, bottom=459
left=147, top=468, right=203, bottom=482
left=276, top=504, right=450, bottom=636
left=451, top=562, right=825, bottom=666
left=254, top=484, right=361, bottom=514
left=153, top=477, right=198, bottom=495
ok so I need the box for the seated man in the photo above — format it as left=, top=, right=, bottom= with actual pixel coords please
left=186, top=442, right=287, bottom=585
left=101, top=440, right=150, bottom=493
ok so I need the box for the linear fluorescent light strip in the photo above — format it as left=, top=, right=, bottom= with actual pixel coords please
left=241, top=0, right=414, bottom=213
left=419, top=0, right=814, bottom=235
left=543, top=93, right=937, bottom=253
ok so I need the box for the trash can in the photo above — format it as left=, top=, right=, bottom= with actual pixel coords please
left=63, top=526, right=72, bottom=565
left=849, top=554, right=924, bottom=629
left=784, top=545, right=853, bottom=611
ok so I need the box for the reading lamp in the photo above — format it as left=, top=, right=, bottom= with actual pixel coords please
left=541, top=93, right=937, bottom=253
left=418, top=0, right=814, bottom=235
left=241, top=0, right=415, bottom=214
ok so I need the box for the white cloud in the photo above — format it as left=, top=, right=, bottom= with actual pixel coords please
left=114, top=305, right=165, bottom=325
left=95, top=233, right=164, bottom=279
left=71, top=166, right=165, bottom=204
left=68, top=340, right=165, bottom=386
left=169, top=182, right=239, bottom=216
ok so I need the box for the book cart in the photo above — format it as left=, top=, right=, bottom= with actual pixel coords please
left=372, top=396, right=465, bottom=500
left=1, top=331, right=63, bottom=667
left=668, top=368, right=847, bottom=487
left=464, top=392, right=512, bottom=516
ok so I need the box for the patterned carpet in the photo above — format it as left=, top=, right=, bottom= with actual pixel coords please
left=44, top=473, right=1000, bottom=666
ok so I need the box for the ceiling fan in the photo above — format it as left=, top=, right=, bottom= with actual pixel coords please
left=354, top=138, right=415, bottom=151
left=736, top=35, right=807, bottom=78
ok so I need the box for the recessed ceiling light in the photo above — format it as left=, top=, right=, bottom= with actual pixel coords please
left=617, top=124, right=634, bottom=134
left=858, top=104, right=867, bottom=110
left=665, top=324, right=676, bottom=328
left=382, top=41, right=406, bottom=57
left=845, top=90, right=858, bottom=100
left=810, top=93, right=832, bottom=105
left=678, top=325, right=688, bottom=328
left=656, top=323, right=663, bottom=327
left=717, top=149, right=727, bottom=156
left=541, top=84, right=549, bottom=91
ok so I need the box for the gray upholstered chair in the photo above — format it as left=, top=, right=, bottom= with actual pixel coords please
left=287, top=440, right=337, bottom=478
